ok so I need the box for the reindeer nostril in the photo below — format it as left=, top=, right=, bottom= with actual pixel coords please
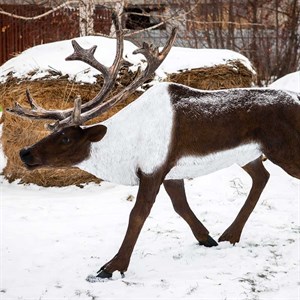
left=19, top=148, right=42, bottom=169
left=19, top=148, right=32, bottom=163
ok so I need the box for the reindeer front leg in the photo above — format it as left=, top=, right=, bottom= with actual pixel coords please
left=97, top=172, right=163, bottom=278
left=164, top=179, right=218, bottom=247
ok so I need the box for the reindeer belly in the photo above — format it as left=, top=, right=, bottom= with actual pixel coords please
left=166, top=143, right=262, bottom=180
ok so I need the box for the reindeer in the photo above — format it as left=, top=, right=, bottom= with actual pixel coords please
left=8, top=14, right=300, bottom=279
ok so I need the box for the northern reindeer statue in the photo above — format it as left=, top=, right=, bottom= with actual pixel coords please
left=8, top=14, right=300, bottom=279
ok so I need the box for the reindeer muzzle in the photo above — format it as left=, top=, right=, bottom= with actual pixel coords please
left=19, top=148, right=41, bottom=170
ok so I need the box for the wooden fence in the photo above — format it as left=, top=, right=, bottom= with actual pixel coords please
left=0, top=4, right=112, bottom=66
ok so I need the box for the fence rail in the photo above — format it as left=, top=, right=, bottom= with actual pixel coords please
left=0, top=4, right=112, bottom=66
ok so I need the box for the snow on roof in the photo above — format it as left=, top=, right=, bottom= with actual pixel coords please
left=0, top=35, right=255, bottom=84
left=269, top=71, right=300, bottom=93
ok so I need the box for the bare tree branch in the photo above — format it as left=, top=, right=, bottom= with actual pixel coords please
left=0, top=0, right=79, bottom=20
left=123, top=12, right=268, bottom=29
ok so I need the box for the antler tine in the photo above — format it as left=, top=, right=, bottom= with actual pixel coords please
left=66, top=41, right=109, bottom=78
left=66, top=12, right=122, bottom=78
left=45, top=96, right=82, bottom=131
left=133, top=27, right=177, bottom=77
left=7, top=89, right=68, bottom=121
left=72, top=95, right=83, bottom=125
left=26, top=89, right=38, bottom=109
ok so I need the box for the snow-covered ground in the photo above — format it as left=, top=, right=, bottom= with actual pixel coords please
left=1, top=158, right=299, bottom=299
left=269, top=71, right=300, bottom=93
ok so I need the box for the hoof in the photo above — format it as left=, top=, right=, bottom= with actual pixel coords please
left=199, top=235, right=218, bottom=247
left=218, top=233, right=240, bottom=245
left=97, top=269, right=113, bottom=279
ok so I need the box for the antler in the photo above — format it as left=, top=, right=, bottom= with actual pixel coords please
left=69, top=27, right=177, bottom=128
left=64, top=11, right=124, bottom=114
left=7, top=13, right=177, bottom=131
left=7, top=12, right=123, bottom=124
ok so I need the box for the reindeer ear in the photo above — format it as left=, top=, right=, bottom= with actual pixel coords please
left=84, top=125, right=107, bottom=142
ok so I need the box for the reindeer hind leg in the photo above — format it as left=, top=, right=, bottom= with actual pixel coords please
left=219, top=156, right=270, bottom=244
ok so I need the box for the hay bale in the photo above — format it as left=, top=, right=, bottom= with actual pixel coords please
left=0, top=69, right=142, bottom=187
left=166, top=60, right=256, bottom=90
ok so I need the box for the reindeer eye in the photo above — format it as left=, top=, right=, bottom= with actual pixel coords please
left=61, top=137, right=71, bottom=144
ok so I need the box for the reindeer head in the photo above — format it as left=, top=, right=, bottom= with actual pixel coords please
left=19, top=125, right=107, bottom=169
left=8, top=14, right=177, bottom=171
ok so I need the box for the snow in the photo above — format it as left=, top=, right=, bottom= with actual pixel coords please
left=269, top=71, right=300, bottom=93
left=0, top=36, right=142, bottom=84
left=0, top=40, right=299, bottom=299
left=1, top=160, right=299, bottom=299
left=158, top=47, right=256, bottom=78
left=0, top=119, right=6, bottom=171
left=1, top=112, right=300, bottom=299
left=0, top=36, right=255, bottom=84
